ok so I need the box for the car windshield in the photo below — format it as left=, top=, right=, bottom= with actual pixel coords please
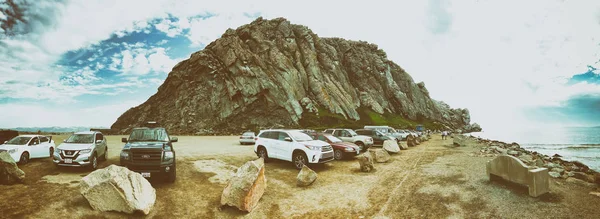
left=325, top=135, right=343, bottom=143
left=6, top=136, right=31, bottom=145
left=289, top=132, right=313, bottom=142
left=347, top=130, right=358, bottom=136
left=65, top=134, right=94, bottom=143
left=129, top=128, right=169, bottom=142
left=242, top=132, right=254, bottom=136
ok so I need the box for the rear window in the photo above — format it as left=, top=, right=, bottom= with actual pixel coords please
left=242, top=132, right=255, bottom=136
left=259, top=131, right=278, bottom=139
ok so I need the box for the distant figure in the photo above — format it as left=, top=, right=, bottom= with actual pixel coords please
left=442, top=131, right=448, bottom=140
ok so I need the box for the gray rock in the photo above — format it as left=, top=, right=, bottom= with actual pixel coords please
left=221, top=158, right=266, bottom=212
left=80, top=165, right=156, bottom=215
left=382, top=140, right=400, bottom=153
left=519, top=154, right=533, bottom=164
left=296, top=165, right=317, bottom=187
left=507, top=150, right=519, bottom=156
left=358, top=153, right=375, bottom=172
left=535, top=159, right=545, bottom=168
left=0, top=152, right=25, bottom=184
left=548, top=172, right=561, bottom=178
left=551, top=168, right=565, bottom=174
left=109, top=17, right=478, bottom=135
left=369, top=149, right=390, bottom=163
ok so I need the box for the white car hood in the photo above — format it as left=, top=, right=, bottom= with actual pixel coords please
left=0, top=145, right=20, bottom=151
left=299, top=140, right=329, bottom=147
left=58, top=143, right=93, bottom=150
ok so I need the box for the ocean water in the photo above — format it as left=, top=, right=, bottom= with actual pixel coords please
left=467, top=127, right=600, bottom=171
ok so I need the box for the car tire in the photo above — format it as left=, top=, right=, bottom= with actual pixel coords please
left=89, top=153, right=98, bottom=170
left=101, top=148, right=108, bottom=161
left=19, top=152, right=29, bottom=165
left=257, top=147, right=269, bottom=162
left=292, top=152, right=308, bottom=170
left=165, top=165, right=176, bottom=183
left=334, top=149, right=344, bottom=160
left=355, top=142, right=365, bottom=151
left=49, top=147, right=54, bottom=157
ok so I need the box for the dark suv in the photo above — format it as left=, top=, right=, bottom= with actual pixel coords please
left=119, top=123, right=178, bottom=183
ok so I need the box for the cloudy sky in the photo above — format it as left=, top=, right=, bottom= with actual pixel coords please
left=1, top=0, right=599, bottom=133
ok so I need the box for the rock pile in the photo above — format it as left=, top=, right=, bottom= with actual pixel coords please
left=0, top=152, right=25, bottom=184
left=80, top=165, right=156, bottom=215
left=221, top=158, right=267, bottom=212
left=470, top=137, right=599, bottom=185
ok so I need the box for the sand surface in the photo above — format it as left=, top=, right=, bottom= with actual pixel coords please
left=1, top=135, right=598, bottom=218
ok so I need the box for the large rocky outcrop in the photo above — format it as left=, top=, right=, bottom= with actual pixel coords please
left=111, top=17, right=478, bottom=134
left=80, top=165, right=156, bottom=215
left=0, top=151, right=25, bottom=184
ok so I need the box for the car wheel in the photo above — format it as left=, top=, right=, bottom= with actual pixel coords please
left=165, top=165, right=176, bottom=183
left=355, top=142, right=365, bottom=151
left=19, top=152, right=29, bottom=165
left=292, top=152, right=308, bottom=170
left=101, top=148, right=108, bottom=161
left=49, top=147, right=54, bottom=157
left=90, top=153, right=98, bottom=170
left=257, top=147, right=269, bottom=162
left=334, top=149, right=344, bottom=160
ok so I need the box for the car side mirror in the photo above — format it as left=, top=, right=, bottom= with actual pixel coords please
left=3, top=141, right=7, bottom=144
left=121, top=138, right=128, bottom=143
left=96, top=139, right=102, bottom=144
left=284, top=137, right=292, bottom=142
left=170, top=137, right=178, bottom=143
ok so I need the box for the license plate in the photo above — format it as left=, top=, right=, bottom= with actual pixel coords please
left=141, top=172, right=151, bottom=178
left=64, top=158, right=72, bottom=164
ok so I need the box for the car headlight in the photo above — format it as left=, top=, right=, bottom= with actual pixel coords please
left=120, top=151, right=130, bottom=160
left=55, top=148, right=62, bottom=154
left=304, top=145, right=320, bottom=151
left=163, top=151, right=174, bottom=161
left=8, top=148, right=17, bottom=154
left=344, top=147, right=354, bottom=152
left=80, top=149, right=92, bottom=154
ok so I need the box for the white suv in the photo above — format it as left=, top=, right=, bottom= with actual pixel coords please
left=323, top=129, right=374, bottom=151
left=254, top=129, right=334, bottom=169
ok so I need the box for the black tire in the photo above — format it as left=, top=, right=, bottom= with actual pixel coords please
left=334, top=149, right=344, bottom=160
left=19, top=152, right=29, bottom=165
left=355, top=142, right=365, bottom=151
left=100, top=148, right=108, bottom=161
left=257, top=147, right=269, bottom=162
left=292, top=152, right=308, bottom=170
left=165, top=165, right=176, bottom=183
left=89, top=153, right=98, bottom=170
left=49, top=147, right=54, bottom=157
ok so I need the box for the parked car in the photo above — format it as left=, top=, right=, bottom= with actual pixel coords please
left=120, top=122, right=178, bottom=183
left=254, top=129, right=334, bottom=169
left=322, top=129, right=373, bottom=151
left=239, top=131, right=256, bottom=145
left=355, top=129, right=397, bottom=146
left=364, top=126, right=407, bottom=140
left=307, top=132, right=361, bottom=160
left=53, top=131, right=108, bottom=169
left=0, top=135, right=55, bottom=164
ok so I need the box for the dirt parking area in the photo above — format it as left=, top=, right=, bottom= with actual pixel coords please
left=1, top=135, right=599, bottom=218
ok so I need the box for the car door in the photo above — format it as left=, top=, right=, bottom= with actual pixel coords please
left=337, top=130, right=352, bottom=143
left=94, top=133, right=106, bottom=155
left=38, top=136, right=51, bottom=158
left=28, top=137, right=43, bottom=158
left=276, top=132, right=294, bottom=161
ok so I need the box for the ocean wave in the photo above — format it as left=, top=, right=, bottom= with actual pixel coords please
left=521, top=144, right=600, bottom=150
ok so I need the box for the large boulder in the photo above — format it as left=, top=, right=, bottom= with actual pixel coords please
left=406, top=135, right=417, bottom=147
left=357, top=152, right=375, bottom=172
left=0, top=151, right=25, bottom=184
left=221, top=158, right=266, bottom=212
left=80, top=165, right=156, bottom=215
left=398, top=142, right=409, bottom=150
left=382, top=140, right=400, bottom=153
left=296, top=165, right=317, bottom=187
left=369, top=149, right=390, bottom=163
left=453, top=135, right=467, bottom=147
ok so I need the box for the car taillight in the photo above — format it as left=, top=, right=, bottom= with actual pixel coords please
left=240, top=136, right=243, bottom=139
left=255, top=137, right=258, bottom=141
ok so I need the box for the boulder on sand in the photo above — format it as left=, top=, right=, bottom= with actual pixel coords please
left=406, top=135, right=417, bottom=147
left=370, top=149, right=390, bottom=163
left=0, top=151, right=25, bottom=184
left=383, top=140, right=400, bottom=153
left=221, top=158, right=266, bottom=212
left=398, top=142, right=409, bottom=150
left=453, top=135, right=467, bottom=147
left=80, top=165, right=156, bottom=215
left=296, top=165, right=317, bottom=187
left=358, top=152, right=375, bottom=172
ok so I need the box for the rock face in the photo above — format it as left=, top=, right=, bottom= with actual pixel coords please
left=0, top=152, right=25, bottom=184
left=80, top=165, right=156, bottom=215
left=370, top=149, right=390, bottom=163
left=358, top=152, right=375, bottom=172
left=111, top=17, right=478, bottom=135
left=221, top=158, right=266, bottom=212
left=296, top=165, right=317, bottom=187
left=382, top=140, right=400, bottom=153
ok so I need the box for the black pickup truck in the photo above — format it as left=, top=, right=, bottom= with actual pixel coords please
left=119, top=122, right=178, bottom=183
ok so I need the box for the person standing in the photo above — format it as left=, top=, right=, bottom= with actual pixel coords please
left=442, top=131, right=447, bottom=140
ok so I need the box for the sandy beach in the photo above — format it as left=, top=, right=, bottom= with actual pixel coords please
left=1, top=134, right=599, bottom=218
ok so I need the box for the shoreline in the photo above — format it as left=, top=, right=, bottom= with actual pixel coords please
left=458, top=133, right=600, bottom=184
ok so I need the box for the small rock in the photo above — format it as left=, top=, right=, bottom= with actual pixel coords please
left=369, top=149, right=390, bottom=163
left=519, top=154, right=533, bottom=164
left=507, top=150, right=519, bottom=156
left=548, top=172, right=561, bottom=178
left=553, top=154, right=562, bottom=158
left=296, top=165, right=317, bottom=187
left=535, top=159, right=545, bottom=167
left=572, top=172, right=595, bottom=183
left=590, top=191, right=600, bottom=198
left=566, top=177, right=597, bottom=188
left=357, top=153, right=374, bottom=172
left=567, top=172, right=575, bottom=177
left=551, top=168, right=565, bottom=174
